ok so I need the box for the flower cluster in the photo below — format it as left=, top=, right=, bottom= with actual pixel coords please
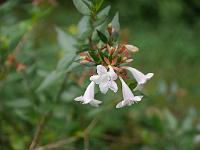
left=74, top=26, right=154, bottom=108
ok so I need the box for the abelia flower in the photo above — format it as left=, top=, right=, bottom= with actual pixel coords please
left=74, top=25, right=153, bottom=108
left=116, top=77, right=143, bottom=108
left=90, top=65, right=118, bottom=94
left=74, top=81, right=102, bottom=107
left=125, top=67, right=154, bottom=91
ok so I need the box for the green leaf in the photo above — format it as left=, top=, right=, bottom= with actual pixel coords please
left=37, top=71, right=65, bottom=92
left=78, top=16, right=90, bottom=36
left=56, top=54, right=76, bottom=71
left=103, top=49, right=109, bottom=58
left=5, top=99, right=32, bottom=108
left=111, top=12, right=120, bottom=31
left=83, top=0, right=93, bottom=10
left=164, top=110, right=177, bottom=130
left=76, top=44, right=90, bottom=53
left=97, top=5, right=111, bottom=18
left=95, top=5, right=111, bottom=26
left=98, top=50, right=105, bottom=61
left=88, top=50, right=100, bottom=62
left=92, top=21, right=107, bottom=41
left=96, top=30, right=108, bottom=43
left=94, top=0, right=104, bottom=12
left=112, top=30, right=120, bottom=42
left=55, top=27, right=76, bottom=70
left=55, top=27, right=76, bottom=52
left=181, top=109, right=196, bottom=132
left=72, top=0, right=91, bottom=15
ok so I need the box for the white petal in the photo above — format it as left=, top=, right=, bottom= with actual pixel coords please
left=116, top=100, right=131, bottom=108
left=109, top=81, right=118, bottom=93
left=99, top=82, right=109, bottom=94
left=108, top=66, right=118, bottom=80
left=90, top=75, right=101, bottom=84
left=89, top=99, right=102, bottom=107
left=119, top=77, right=135, bottom=101
left=100, top=74, right=109, bottom=83
left=97, top=65, right=107, bottom=75
left=126, top=67, right=147, bottom=84
left=133, top=96, right=143, bottom=102
left=146, top=73, right=154, bottom=80
left=116, top=101, right=125, bottom=108
left=83, top=81, right=95, bottom=103
left=74, top=96, right=83, bottom=102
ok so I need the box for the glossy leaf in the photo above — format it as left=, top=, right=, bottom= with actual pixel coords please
left=96, top=30, right=108, bottom=43
left=88, top=50, right=100, bottom=62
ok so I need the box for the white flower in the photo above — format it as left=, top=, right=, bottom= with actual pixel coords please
left=90, top=65, right=118, bottom=94
left=125, top=44, right=139, bottom=53
left=125, top=67, right=154, bottom=91
left=116, top=77, right=143, bottom=108
left=74, top=81, right=102, bottom=107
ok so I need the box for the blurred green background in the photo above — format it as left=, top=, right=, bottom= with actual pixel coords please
left=0, top=0, right=200, bottom=149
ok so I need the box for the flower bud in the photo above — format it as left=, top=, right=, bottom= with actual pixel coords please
left=125, top=44, right=139, bottom=53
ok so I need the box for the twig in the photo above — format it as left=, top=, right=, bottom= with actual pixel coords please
left=34, top=137, right=78, bottom=150
left=29, top=75, right=67, bottom=149
left=83, top=118, right=98, bottom=134
left=34, top=118, right=98, bottom=150
left=29, top=113, right=50, bottom=150
left=84, top=135, right=89, bottom=150
left=83, top=118, right=98, bottom=150
left=29, top=57, right=76, bottom=149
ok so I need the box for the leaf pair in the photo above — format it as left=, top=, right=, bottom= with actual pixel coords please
left=73, top=0, right=104, bottom=15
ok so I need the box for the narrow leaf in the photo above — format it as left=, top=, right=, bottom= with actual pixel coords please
left=95, top=0, right=104, bottom=12
left=111, top=12, right=120, bottom=31
left=88, top=50, right=100, bottom=62
left=97, top=5, right=111, bottom=18
left=37, top=71, right=65, bottom=92
left=5, top=99, right=31, bottom=108
left=55, top=27, right=76, bottom=70
left=55, top=27, right=76, bottom=51
left=78, top=16, right=90, bottom=36
left=94, top=5, right=111, bottom=26
left=72, top=0, right=90, bottom=15
left=96, top=30, right=108, bottom=43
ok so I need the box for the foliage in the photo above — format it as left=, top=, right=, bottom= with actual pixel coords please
left=0, top=0, right=200, bottom=150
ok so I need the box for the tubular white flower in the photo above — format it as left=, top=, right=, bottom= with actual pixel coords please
left=116, top=77, right=143, bottom=108
left=125, top=67, right=154, bottom=91
left=90, top=65, right=118, bottom=94
left=74, top=81, right=102, bottom=107
left=125, top=44, right=139, bottom=53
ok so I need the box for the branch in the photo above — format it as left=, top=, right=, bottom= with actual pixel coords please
left=34, top=137, right=78, bottom=150
left=29, top=57, right=76, bottom=149
left=29, top=113, right=50, bottom=150
left=34, top=118, right=98, bottom=150
left=83, top=118, right=98, bottom=150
